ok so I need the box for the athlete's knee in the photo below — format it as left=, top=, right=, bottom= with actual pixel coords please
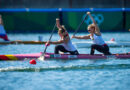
left=55, top=45, right=62, bottom=50
left=55, top=45, right=61, bottom=54
left=91, top=44, right=97, bottom=49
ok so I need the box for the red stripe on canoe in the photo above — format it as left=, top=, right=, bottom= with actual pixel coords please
left=0, top=55, right=10, bottom=60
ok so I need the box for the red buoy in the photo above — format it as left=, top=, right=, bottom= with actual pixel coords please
left=29, top=59, right=36, bottom=65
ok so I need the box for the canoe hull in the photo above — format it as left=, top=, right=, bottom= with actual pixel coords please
left=0, top=52, right=130, bottom=60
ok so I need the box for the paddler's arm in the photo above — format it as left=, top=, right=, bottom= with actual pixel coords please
left=72, top=35, right=91, bottom=39
left=50, top=36, right=69, bottom=44
left=87, top=12, right=101, bottom=36
left=45, top=36, right=69, bottom=45
left=45, top=41, right=61, bottom=45
left=49, top=41, right=63, bottom=44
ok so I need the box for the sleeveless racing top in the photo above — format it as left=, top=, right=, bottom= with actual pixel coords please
left=90, top=34, right=105, bottom=45
left=62, top=39, right=77, bottom=51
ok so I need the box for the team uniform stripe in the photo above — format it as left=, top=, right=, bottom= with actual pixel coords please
left=5, top=55, right=18, bottom=60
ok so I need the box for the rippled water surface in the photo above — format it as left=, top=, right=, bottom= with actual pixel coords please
left=0, top=32, right=130, bottom=90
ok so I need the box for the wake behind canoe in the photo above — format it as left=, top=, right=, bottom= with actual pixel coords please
left=0, top=52, right=130, bottom=61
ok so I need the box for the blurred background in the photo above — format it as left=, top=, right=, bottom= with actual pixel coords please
left=1, top=0, right=129, bottom=8
left=0, top=0, right=130, bottom=33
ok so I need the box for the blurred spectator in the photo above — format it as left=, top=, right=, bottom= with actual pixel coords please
left=0, top=15, right=9, bottom=41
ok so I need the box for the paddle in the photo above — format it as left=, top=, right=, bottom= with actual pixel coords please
left=38, top=23, right=56, bottom=61
left=72, top=12, right=88, bottom=37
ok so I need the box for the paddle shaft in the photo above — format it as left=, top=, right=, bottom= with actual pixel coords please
left=42, top=23, right=56, bottom=56
left=73, top=14, right=88, bottom=36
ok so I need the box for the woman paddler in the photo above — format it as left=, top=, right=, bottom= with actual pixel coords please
left=0, top=15, right=9, bottom=41
left=72, top=12, right=111, bottom=55
left=45, top=18, right=79, bottom=55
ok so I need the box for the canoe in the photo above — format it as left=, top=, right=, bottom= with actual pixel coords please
left=1, top=41, right=130, bottom=48
left=0, top=52, right=130, bottom=60
left=0, top=41, right=46, bottom=45
left=73, top=41, right=130, bottom=48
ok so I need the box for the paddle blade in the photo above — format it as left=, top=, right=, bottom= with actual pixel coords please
left=37, top=55, right=45, bottom=61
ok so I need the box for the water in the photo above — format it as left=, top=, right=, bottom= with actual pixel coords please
left=0, top=32, right=130, bottom=90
